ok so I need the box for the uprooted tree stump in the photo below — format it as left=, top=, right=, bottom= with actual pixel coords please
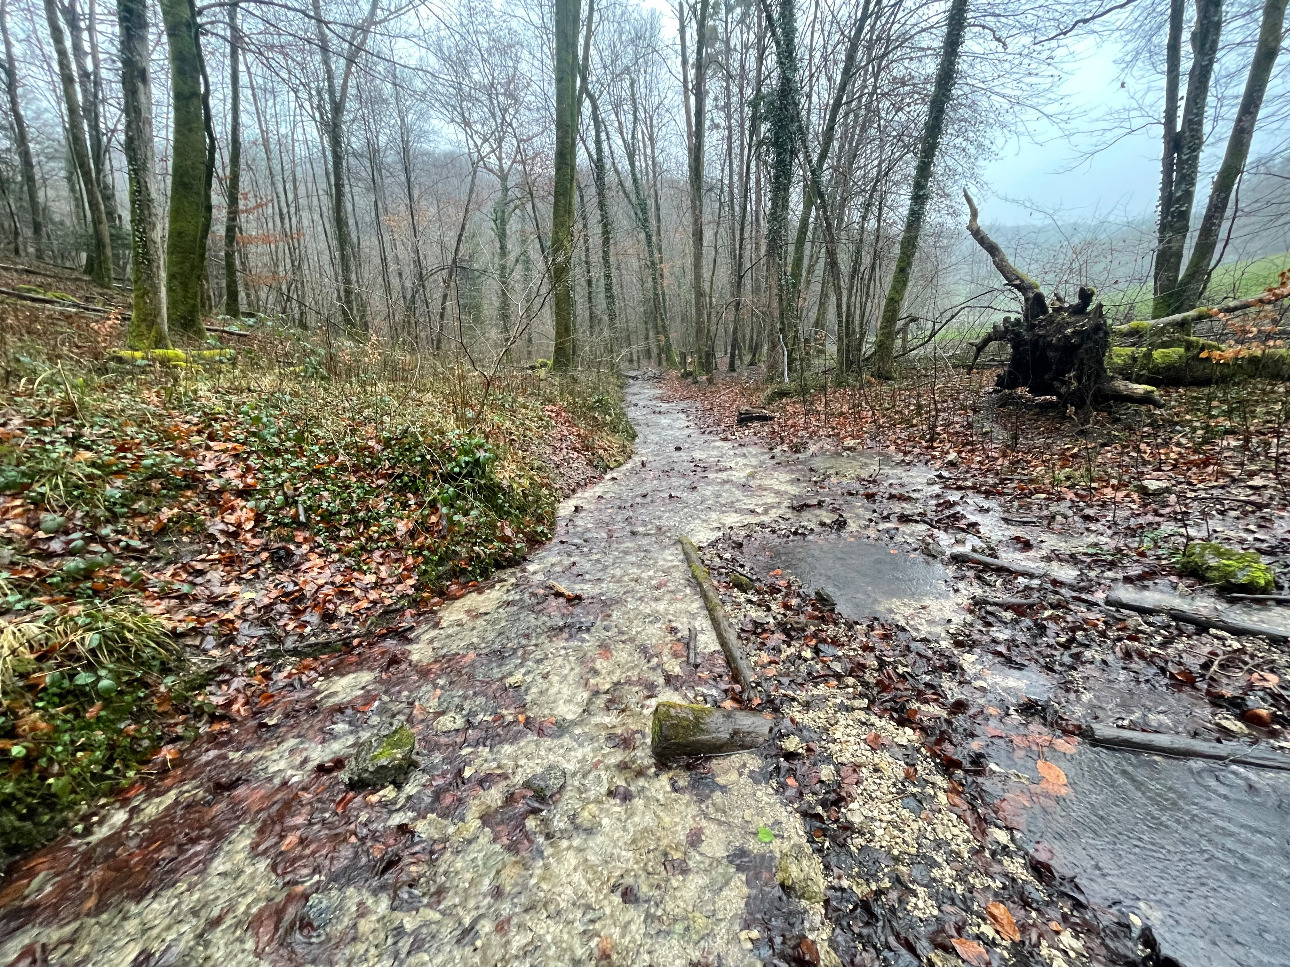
left=964, top=191, right=1159, bottom=411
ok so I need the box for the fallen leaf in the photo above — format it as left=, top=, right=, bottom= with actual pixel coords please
left=951, top=938, right=991, bottom=966
left=1250, top=671, right=1280, bottom=687
left=1036, top=759, right=1067, bottom=786
left=987, top=901, right=1021, bottom=942
left=1243, top=708, right=1273, bottom=728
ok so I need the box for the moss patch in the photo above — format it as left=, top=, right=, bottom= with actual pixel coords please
left=343, top=724, right=417, bottom=789
left=1178, top=542, right=1275, bottom=593
left=108, top=349, right=233, bottom=366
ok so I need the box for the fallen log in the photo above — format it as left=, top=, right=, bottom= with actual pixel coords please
left=949, top=549, right=1079, bottom=587
left=679, top=536, right=759, bottom=697
left=1104, top=589, right=1289, bottom=642
left=737, top=407, right=775, bottom=425
left=1084, top=724, right=1290, bottom=772
left=651, top=701, right=772, bottom=762
left=0, top=286, right=114, bottom=314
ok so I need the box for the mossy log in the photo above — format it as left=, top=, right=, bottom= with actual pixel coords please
left=651, top=701, right=773, bottom=762
left=964, top=192, right=1158, bottom=410
left=679, top=536, right=758, bottom=697
left=1108, top=340, right=1290, bottom=386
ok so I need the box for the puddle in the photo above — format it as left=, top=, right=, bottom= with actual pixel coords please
left=1022, top=746, right=1290, bottom=967
left=764, top=537, right=956, bottom=636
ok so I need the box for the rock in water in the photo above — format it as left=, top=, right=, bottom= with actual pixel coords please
left=342, top=724, right=417, bottom=789
left=651, top=702, right=772, bottom=762
left=523, top=766, right=567, bottom=801
left=1178, top=542, right=1275, bottom=593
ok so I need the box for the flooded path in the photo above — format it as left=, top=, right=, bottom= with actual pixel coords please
left=3, top=379, right=1289, bottom=967
left=0, top=381, right=837, bottom=967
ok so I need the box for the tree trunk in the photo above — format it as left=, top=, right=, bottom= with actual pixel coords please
left=223, top=0, right=241, bottom=319
left=586, top=88, right=618, bottom=349
left=1174, top=0, right=1286, bottom=311
left=311, top=0, right=379, bottom=334
left=43, top=0, right=112, bottom=285
left=680, top=0, right=712, bottom=372
left=62, top=0, right=118, bottom=227
left=1155, top=0, right=1183, bottom=278
left=196, top=24, right=217, bottom=314
left=870, top=0, right=968, bottom=378
left=159, top=0, right=207, bottom=336
left=789, top=0, right=870, bottom=300
left=1, top=0, right=43, bottom=258
left=117, top=0, right=167, bottom=348
left=1152, top=0, right=1223, bottom=318
left=764, top=0, right=797, bottom=380
left=550, top=0, right=580, bottom=371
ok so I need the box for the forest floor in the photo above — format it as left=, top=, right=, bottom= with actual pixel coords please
left=0, top=261, right=632, bottom=865
left=1, top=283, right=1289, bottom=967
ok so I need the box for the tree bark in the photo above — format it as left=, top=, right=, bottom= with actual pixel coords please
left=1174, top=0, right=1287, bottom=311
left=159, top=0, right=207, bottom=336
left=680, top=0, right=712, bottom=372
left=43, top=0, right=112, bottom=285
left=585, top=87, right=618, bottom=349
left=1152, top=0, right=1223, bottom=318
left=550, top=0, right=580, bottom=371
left=651, top=702, right=772, bottom=762
left=764, top=0, right=798, bottom=379
left=1155, top=0, right=1183, bottom=276
left=311, top=0, right=379, bottom=334
left=117, top=0, right=167, bottom=348
left=62, top=0, right=118, bottom=227
left=223, top=0, right=241, bottom=319
left=1, top=0, right=43, bottom=258
left=871, top=0, right=968, bottom=378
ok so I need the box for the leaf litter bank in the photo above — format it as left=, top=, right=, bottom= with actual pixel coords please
left=0, top=298, right=632, bottom=860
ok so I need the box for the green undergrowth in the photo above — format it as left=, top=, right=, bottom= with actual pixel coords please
left=0, top=328, right=632, bottom=861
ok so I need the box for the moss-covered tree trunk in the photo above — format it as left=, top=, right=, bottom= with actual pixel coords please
left=43, top=0, right=112, bottom=286
left=222, top=0, right=241, bottom=320
left=870, top=0, right=967, bottom=379
left=764, top=0, right=797, bottom=381
left=550, top=0, right=580, bottom=372
left=1174, top=0, right=1286, bottom=311
left=1152, top=0, right=1223, bottom=319
left=1, top=0, right=43, bottom=258
left=117, top=0, right=168, bottom=349
left=680, top=0, right=711, bottom=372
left=159, top=0, right=208, bottom=338
left=587, top=88, right=618, bottom=348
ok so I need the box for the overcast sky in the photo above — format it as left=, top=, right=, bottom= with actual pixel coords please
left=980, top=39, right=1162, bottom=225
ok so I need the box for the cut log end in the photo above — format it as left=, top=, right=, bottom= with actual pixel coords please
left=651, top=701, right=772, bottom=762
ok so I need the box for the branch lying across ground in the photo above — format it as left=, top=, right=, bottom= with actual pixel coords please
left=1140, top=286, right=1290, bottom=334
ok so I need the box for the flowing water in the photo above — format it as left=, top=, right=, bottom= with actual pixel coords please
left=0, top=383, right=833, bottom=967
left=1038, top=747, right=1290, bottom=967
